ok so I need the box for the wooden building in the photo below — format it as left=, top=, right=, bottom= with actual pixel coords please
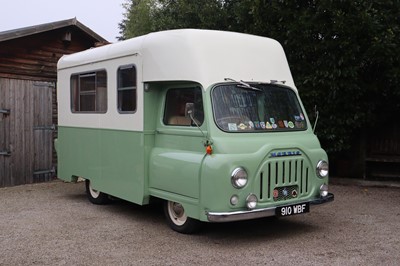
left=0, top=18, right=108, bottom=187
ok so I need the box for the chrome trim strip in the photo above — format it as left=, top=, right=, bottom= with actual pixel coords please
left=206, top=193, right=334, bottom=222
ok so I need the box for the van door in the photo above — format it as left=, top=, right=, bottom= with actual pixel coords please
left=149, top=86, right=206, bottom=199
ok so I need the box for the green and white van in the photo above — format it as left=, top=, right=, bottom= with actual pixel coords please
left=56, top=29, right=334, bottom=233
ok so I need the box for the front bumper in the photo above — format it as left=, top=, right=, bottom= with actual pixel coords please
left=206, top=193, right=334, bottom=222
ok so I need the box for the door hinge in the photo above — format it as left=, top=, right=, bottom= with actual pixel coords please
left=0, top=109, right=10, bottom=115
left=33, top=124, right=56, bottom=131
left=33, top=82, right=56, bottom=88
left=0, top=150, right=11, bottom=156
left=33, top=167, right=56, bottom=176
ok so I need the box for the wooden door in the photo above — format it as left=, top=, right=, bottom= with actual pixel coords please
left=0, top=78, right=55, bottom=187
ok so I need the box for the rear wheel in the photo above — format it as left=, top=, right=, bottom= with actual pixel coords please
left=85, top=179, right=110, bottom=205
left=164, top=200, right=202, bottom=234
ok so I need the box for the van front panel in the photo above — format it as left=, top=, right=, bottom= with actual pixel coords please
left=198, top=133, right=329, bottom=221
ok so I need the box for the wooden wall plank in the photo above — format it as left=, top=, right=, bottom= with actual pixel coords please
left=0, top=79, right=5, bottom=186
left=8, top=79, right=16, bottom=186
left=26, top=81, right=34, bottom=184
left=2, top=79, right=11, bottom=186
left=33, top=82, right=54, bottom=183
left=14, top=80, right=23, bottom=185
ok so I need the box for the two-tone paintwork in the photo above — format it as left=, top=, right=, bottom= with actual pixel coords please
left=56, top=29, right=330, bottom=222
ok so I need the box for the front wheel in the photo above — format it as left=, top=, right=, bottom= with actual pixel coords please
left=164, top=201, right=202, bottom=234
left=85, top=179, right=110, bottom=205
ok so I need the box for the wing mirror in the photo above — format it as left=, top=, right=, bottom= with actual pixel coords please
left=185, top=102, right=195, bottom=118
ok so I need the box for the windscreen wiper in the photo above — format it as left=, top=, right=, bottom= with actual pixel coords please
left=224, top=78, right=262, bottom=91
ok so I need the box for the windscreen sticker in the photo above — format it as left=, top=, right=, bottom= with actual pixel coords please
left=270, top=118, right=275, bottom=124
left=238, top=123, right=247, bottom=130
left=295, top=121, right=305, bottom=128
left=228, top=123, right=238, bottom=131
left=248, top=121, right=254, bottom=129
left=227, top=119, right=300, bottom=131
left=284, top=120, right=288, bottom=128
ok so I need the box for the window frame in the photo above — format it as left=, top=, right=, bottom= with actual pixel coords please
left=70, top=69, right=108, bottom=113
left=163, top=86, right=205, bottom=127
left=117, top=64, right=137, bottom=114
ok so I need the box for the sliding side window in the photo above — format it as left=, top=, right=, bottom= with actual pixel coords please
left=117, top=65, right=137, bottom=113
left=71, top=70, right=107, bottom=113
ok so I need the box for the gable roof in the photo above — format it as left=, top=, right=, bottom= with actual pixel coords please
left=0, top=18, right=107, bottom=43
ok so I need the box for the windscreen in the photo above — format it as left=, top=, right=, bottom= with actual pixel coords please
left=212, top=83, right=307, bottom=132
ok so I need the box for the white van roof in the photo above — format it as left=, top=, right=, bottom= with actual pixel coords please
left=57, top=29, right=295, bottom=89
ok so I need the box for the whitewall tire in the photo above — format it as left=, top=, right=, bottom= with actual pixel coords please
left=164, top=201, right=202, bottom=234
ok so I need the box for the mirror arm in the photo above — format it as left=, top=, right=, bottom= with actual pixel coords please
left=313, top=105, right=319, bottom=133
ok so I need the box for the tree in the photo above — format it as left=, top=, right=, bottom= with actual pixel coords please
left=119, top=0, right=155, bottom=40
left=252, top=1, right=400, bottom=153
left=118, top=0, right=400, bottom=155
left=119, top=0, right=227, bottom=40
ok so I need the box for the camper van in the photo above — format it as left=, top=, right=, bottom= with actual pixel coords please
left=56, top=29, right=334, bottom=233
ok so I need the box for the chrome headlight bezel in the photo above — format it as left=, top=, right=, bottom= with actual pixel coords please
left=246, top=193, right=258, bottom=209
left=316, top=160, right=329, bottom=178
left=320, top=184, right=329, bottom=197
left=231, top=167, right=248, bottom=189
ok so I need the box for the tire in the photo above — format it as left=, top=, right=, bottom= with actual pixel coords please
left=164, top=200, right=202, bottom=234
left=85, top=179, right=110, bottom=205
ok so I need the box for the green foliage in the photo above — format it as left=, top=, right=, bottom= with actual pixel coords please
left=119, top=0, right=400, bottom=153
left=118, top=0, right=155, bottom=40
left=152, top=0, right=226, bottom=31
left=119, top=0, right=227, bottom=39
left=251, top=1, right=400, bottom=153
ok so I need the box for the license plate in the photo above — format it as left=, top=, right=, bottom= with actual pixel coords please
left=276, top=203, right=310, bottom=217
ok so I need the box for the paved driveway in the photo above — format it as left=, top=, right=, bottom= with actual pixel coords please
left=0, top=180, right=399, bottom=265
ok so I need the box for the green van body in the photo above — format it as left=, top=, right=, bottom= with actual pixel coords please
left=56, top=29, right=333, bottom=232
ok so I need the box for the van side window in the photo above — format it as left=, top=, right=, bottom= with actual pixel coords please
left=164, top=87, right=204, bottom=126
left=71, top=70, right=107, bottom=113
left=117, top=65, right=136, bottom=113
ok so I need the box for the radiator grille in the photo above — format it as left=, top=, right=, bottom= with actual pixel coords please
left=259, top=158, right=310, bottom=202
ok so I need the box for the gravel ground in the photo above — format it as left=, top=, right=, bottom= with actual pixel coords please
left=0, top=180, right=399, bottom=265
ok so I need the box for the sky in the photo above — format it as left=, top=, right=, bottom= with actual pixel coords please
left=0, top=0, right=126, bottom=42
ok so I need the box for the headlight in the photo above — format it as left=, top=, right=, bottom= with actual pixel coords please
left=316, top=160, right=329, bottom=178
left=231, top=167, right=248, bottom=188
left=246, top=194, right=258, bottom=209
left=320, top=184, right=329, bottom=197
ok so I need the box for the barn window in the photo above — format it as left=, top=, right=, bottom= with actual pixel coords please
left=71, top=70, right=107, bottom=113
left=117, top=65, right=136, bottom=113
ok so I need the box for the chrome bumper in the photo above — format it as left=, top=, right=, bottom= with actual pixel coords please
left=206, top=193, right=334, bottom=223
